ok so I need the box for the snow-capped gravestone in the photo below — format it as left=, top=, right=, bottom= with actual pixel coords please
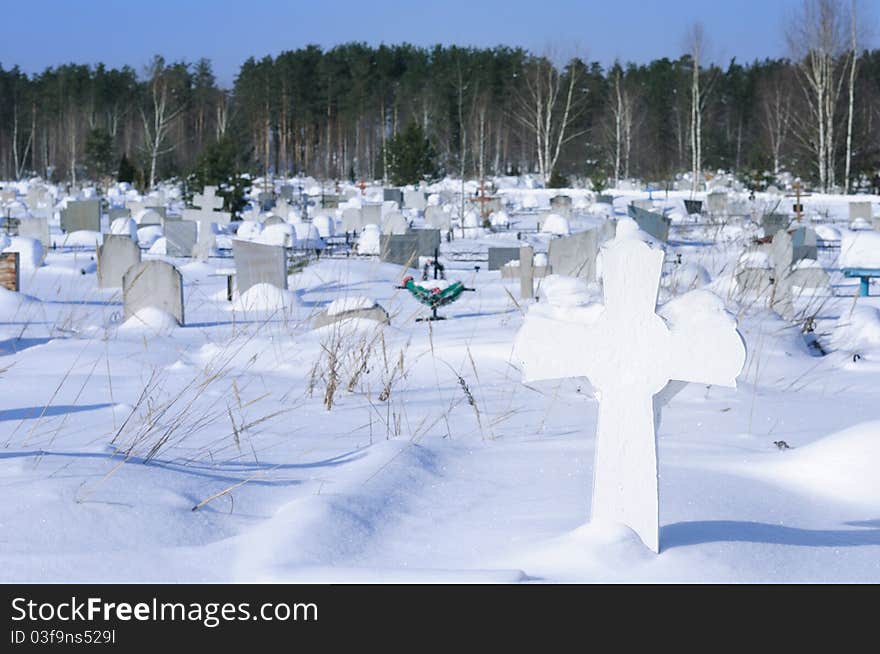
left=164, top=220, right=198, bottom=257
left=548, top=222, right=616, bottom=281
left=312, top=297, right=391, bottom=329
left=123, top=260, right=184, bottom=325
left=626, top=205, right=670, bottom=242
left=706, top=191, right=728, bottom=215
left=488, top=247, right=521, bottom=271
left=425, top=205, right=451, bottom=230
left=60, top=199, right=101, bottom=233
left=341, top=207, right=364, bottom=233
left=183, top=186, right=231, bottom=261
left=362, top=203, right=382, bottom=226
left=17, top=217, right=50, bottom=248
left=404, top=190, right=427, bottom=211
left=514, top=228, right=746, bottom=552
left=849, top=202, right=872, bottom=222
left=97, top=235, right=141, bottom=288
left=382, top=212, right=409, bottom=235
left=232, top=239, right=288, bottom=295
left=550, top=195, right=573, bottom=217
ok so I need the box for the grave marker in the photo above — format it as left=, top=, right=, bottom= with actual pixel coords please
left=182, top=186, right=231, bottom=261
left=123, top=260, right=185, bottom=325
left=0, top=252, right=19, bottom=291
left=97, top=235, right=142, bottom=288
left=488, top=247, right=521, bottom=271
left=627, top=205, right=670, bottom=242
left=60, top=199, right=101, bottom=233
left=515, top=233, right=745, bottom=552
left=232, top=239, right=288, bottom=295
left=164, top=220, right=198, bottom=257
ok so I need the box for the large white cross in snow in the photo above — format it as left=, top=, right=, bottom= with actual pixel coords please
left=515, top=229, right=746, bottom=552
left=182, top=186, right=231, bottom=260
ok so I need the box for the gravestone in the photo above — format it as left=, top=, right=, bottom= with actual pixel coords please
left=683, top=199, right=702, bottom=214
left=547, top=225, right=611, bottom=281
left=145, top=205, right=167, bottom=218
left=183, top=186, right=231, bottom=261
left=321, top=194, right=340, bottom=209
left=272, top=198, right=294, bottom=220
left=17, top=217, right=50, bottom=248
left=257, top=192, right=274, bottom=211
left=761, top=213, right=789, bottom=238
left=383, top=188, right=403, bottom=205
left=382, top=212, right=409, bottom=235
left=164, top=220, right=198, bottom=257
left=550, top=195, right=573, bottom=217
left=425, top=205, right=451, bottom=230
left=770, top=229, right=794, bottom=281
left=109, top=207, right=131, bottom=221
left=341, top=207, right=364, bottom=233
left=773, top=262, right=832, bottom=321
left=379, top=231, right=439, bottom=267
left=488, top=247, right=522, bottom=271
left=849, top=202, right=872, bottom=222
left=595, top=194, right=614, bottom=205
left=706, top=192, right=728, bottom=215
left=60, top=199, right=101, bottom=233
left=97, top=234, right=142, bottom=288
left=279, top=185, right=295, bottom=200
left=232, top=239, right=288, bottom=295
left=312, top=299, right=391, bottom=329
left=520, top=245, right=534, bottom=300
left=0, top=252, right=19, bottom=292
left=263, top=215, right=284, bottom=227
left=791, top=226, right=818, bottom=262
left=631, top=199, right=653, bottom=211
left=627, top=205, right=670, bottom=242
left=123, top=260, right=184, bottom=325
left=404, top=190, right=427, bottom=211
left=362, top=203, right=382, bottom=226
left=515, top=232, right=746, bottom=552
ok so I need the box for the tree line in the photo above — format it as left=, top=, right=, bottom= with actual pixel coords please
left=0, top=1, right=877, bottom=192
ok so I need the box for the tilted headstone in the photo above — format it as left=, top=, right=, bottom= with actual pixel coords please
left=425, top=205, right=451, bottom=230
left=382, top=212, right=409, bottom=235
left=0, top=252, right=19, bottom=292
left=514, top=232, right=746, bottom=552
left=403, top=190, right=427, bottom=211
left=17, top=217, right=50, bottom=248
left=849, top=202, right=872, bottom=222
left=627, top=205, right=670, bottom=242
left=60, top=199, right=101, bottom=233
left=164, top=220, right=198, bottom=257
left=488, top=247, right=522, bottom=271
left=383, top=188, right=403, bottom=205
left=97, top=234, right=142, bottom=288
left=123, top=260, right=185, bottom=325
left=547, top=226, right=610, bottom=281
left=232, top=239, right=288, bottom=295
left=550, top=195, right=573, bottom=217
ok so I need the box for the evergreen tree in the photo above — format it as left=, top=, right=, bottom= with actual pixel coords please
left=84, top=128, right=114, bottom=180
left=384, top=122, right=438, bottom=186
left=117, top=153, right=136, bottom=183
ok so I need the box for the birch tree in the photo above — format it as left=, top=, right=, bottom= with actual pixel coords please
left=759, top=68, right=794, bottom=175
left=686, top=23, right=710, bottom=194
left=606, top=63, right=640, bottom=186
left=513, top=52, right=586, bottom=184
left=141, top=56, right=185, bottom=189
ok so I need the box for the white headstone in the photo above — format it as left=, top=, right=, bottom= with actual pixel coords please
left=514, top=231, right=746, bottom=552
left=123, top=260, right=184, bottom=325
left=97, top=234, right=142, bottom=288
left=183, top=186, right=231, bottom=261
left=232, top=239, right=288, bottom=295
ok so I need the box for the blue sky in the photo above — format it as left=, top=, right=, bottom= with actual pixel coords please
left=0, top=0, right=808, bottom=85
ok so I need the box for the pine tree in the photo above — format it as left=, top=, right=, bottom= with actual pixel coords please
left=384, top=122, right=438, bottom=186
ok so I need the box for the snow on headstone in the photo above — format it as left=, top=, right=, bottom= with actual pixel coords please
left=849, top=202, right=873, bottom=222
left=123, top=260, right=184, bottom=325
left=232, top=239, right=288, bottom=295
left=381, top=212, right=409, bottom=235
left=182, top=186, right=231, bottom=261
left=97, top=234, right=141, bottom=289
left=840, top=231, right=880, bottom=269
left=514, top=230, right=746, bottom=552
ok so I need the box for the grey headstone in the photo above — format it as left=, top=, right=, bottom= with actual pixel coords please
left=362, top=203, right=382, bottom=226
left=548, top=227, right=604, bottom=280
left=488, top=247, right=522, bottom=271
left=61, top=199, right=101, bottom=233
left=791, top=227, right=818, bottom=262
left=321, top=194, right=340, bottom=209
left=109, top=207, right=132, bottom=221
left=232, top=239, right=288, bottom=295
left=627, top=205, right=670, bottom=242
left=520, top=245, right=534, bottom=300
left=706, top=192, right=728, bottom=215
left=770, top=230, right=794, bottom=280
left=595, top=194, right=614, bottom=205
left=97, top=234, right=141, bottom=288
left=379, top=234, right=421, bottom=267
left=773, top=265, right=832, bottom=321
left=849, top=202, right=873, bottom=221
left=17, top=216, right=50, bottom=248
left=164, top=220, right=198, bottom=257
left=631, top=199, right=653, bottom=211
left=279, top=185, right=295, bottom=200
left=383, top=188, right=403, bottom=205
left=123, top=260, right=184, bottom=325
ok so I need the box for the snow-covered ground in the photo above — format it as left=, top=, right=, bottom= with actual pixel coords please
left=1, top=179, right=879, bottom=582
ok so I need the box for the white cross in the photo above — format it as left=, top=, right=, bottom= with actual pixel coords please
left=515, top=229, right=746, bottom=552
left=182, top=186, right=231, bottom=260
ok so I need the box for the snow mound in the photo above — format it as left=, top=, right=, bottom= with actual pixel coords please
left=58, top=230, right=102, bottom=248
left=119, top=307, right=179, bottom=332
left=537, top=274, right=595, bottom=307
left=839, top=231, right=880, bottom=269
left=232, top=283, right=297, bottom=312
left=259, top=223, right=297, bottom=247
left=312, top=214, right=335, bottom=238
left=110, top=217, right=138, bottom=239
left=814, top=225, right=841, bottom=243
left=830, top=305, right=880, bottom=352
left=490, top=210, right=510, bottom=228
left=358, top=224, right=381, bottom=255
left=739, top=421, right=880, bottom=510
left=138, top=225, right=164, bottom=248
left=236, top=221, right=263, bottom=240
left=3, top=236, right=43, bottom=269
left=541, top=213, right=570, bottom=236
left=0, top=286, right=38, bottom=319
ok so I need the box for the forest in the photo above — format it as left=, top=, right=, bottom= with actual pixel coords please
left=1, top=18, right=879, bottom=192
